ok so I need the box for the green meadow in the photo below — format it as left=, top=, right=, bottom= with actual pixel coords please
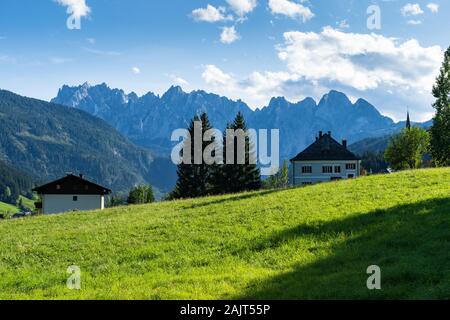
left=0, top=168, right=449, bottom=300
left=0, top=201, right=18, bottom=215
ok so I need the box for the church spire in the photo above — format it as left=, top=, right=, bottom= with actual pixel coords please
left=406, top=107, right=411, bottom=130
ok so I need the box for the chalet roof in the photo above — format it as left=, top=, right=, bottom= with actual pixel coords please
left=32, top=174, right=112, bottom=195
left=290, top=132, right=360, bottom=162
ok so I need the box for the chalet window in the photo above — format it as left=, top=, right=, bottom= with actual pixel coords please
left=334, top=166, right=341, bottom=173
left=346, top=163, right=356, bottom=170
left=322, top=166, right=333, bottom=173
left=73, top=196, right=78, bottom=202
left=302, top=166, right=312, bottom=174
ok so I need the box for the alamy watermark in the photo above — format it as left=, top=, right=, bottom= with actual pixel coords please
left=56, top=0, right=91, bottom=30
left=367, top=5, right=381, bottom=30
left=67, top=265, right=81, bottom=290
left=366, top=265, right=381, bottom=290
left=171, top=122, right=280, bottom=176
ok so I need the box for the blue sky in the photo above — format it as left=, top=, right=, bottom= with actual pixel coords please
left=0, top=0, right=448, bottom=121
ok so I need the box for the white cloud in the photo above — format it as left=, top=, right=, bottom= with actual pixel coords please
left=50, top=57, right=73, bottom=64
left=82, top=47, right=121, bottom=56
left=401, top=3, right=424, bottom=16
left=132, top=67, right=141, bottom=74
left=169, top=74, right=189, bottom=86
left=55, top=0, right=91, bottom=19
left=277, top=27, right=442, bottom=92
left=226, top=0, right=257, bottom=17
left=200, top=28, right=443, bottom=120
left=192, top=4, right=231, bottom=22
left=86, top=38, right=96, bottom=44
left=407, top=19, right=423, bottom=25
left=0, top=54, right=12, bottom=63
left=268, top=0, right=314, bottom=22
left=220, top=26, right=240, bottom=44
left=337, top=19, right=350, bottom=30
left=202, top=64, right=302, bottom=107
left=427, top=3, right=439, bottom=13
left=202, top=65, right=235, bottom=86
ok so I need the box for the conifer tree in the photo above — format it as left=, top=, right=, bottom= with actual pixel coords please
left=222, top=112, right=261, bottom=193
left=170, top=113, right=215, bottom=199
left=430, top=46, right=450, bottom=166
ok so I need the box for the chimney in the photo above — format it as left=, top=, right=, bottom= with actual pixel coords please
left=319, top=131, right=323, bottom=138
left=79, top=173, right=84, bottom=179
left=328, top=131, right=331, bottom=136
left=342, top=140, right=347, bottom=148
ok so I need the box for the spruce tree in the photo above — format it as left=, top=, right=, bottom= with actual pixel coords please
left=219, top=122, right=236, bottom=194
left=170, top=113, right=215, bottom=199
left=222, top=112, right=261, bottom=193
left=430, top=46, right=450, bottom=166
left=208, top=125, right=227, bottom=196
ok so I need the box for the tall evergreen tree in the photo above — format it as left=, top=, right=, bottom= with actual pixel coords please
left=170, top=113, right=215, bottom=199
left=221, top=112, right=261, bottom=193
left=218, top=122, right=236, bottom=194
left=430, top=46, right=450, bottom=166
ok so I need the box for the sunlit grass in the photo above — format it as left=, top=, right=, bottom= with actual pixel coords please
left=0, top=168, right=449, bottom=300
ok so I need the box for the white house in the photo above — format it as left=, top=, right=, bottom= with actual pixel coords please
left=290, top=131, right=361, bottom=186
left=33, top=174, right=112, bottom=215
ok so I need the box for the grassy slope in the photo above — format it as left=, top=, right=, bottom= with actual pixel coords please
left=0, top=196, right=35, bottom=214
left=18, top=195, right=35, bottom=211
left=0, top=201, right=19, bottom=214
left=0, top=169, right=449, bottom=300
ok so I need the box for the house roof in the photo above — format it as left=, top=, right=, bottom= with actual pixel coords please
left=290, top=132, right=360, bottom=162
left=32, top=174, right=112, bottom=195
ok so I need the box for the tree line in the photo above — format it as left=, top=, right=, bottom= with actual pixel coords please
left=169, top=112, right=262, bottom=199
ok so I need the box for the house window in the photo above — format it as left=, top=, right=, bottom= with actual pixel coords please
left=334, top=166, right=341, bottom=173
left=73, top=196, right=78, bottom=202
left=56, top=184, right=61, bottom=190
left=346, top=163, right=356, bottom=170
left=322, top=166, right=333, bottom=173
left=302, top=166, right=312, bottom=174
left=348, top=174, right=355, bottom=179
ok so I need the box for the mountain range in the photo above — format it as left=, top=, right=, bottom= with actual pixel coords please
left=0, top=89, right=176, bottom=195
left=52, top=83, right=432, bottom=160
left=0, top=84, right=434, bottom=199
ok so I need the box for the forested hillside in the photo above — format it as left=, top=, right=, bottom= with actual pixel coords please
left=0, top=90, right=175, bottom=194
left=0, top=159, right=36, bottom=204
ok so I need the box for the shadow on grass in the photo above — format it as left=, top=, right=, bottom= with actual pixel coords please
left=183, top=189, right=284, bottom=210
left=236, top=197, right=450, bottom=300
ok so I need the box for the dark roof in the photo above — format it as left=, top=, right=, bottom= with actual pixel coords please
left=290, top=133, right=360, bottom=161
left=32, top=174, right=111, bottom=195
